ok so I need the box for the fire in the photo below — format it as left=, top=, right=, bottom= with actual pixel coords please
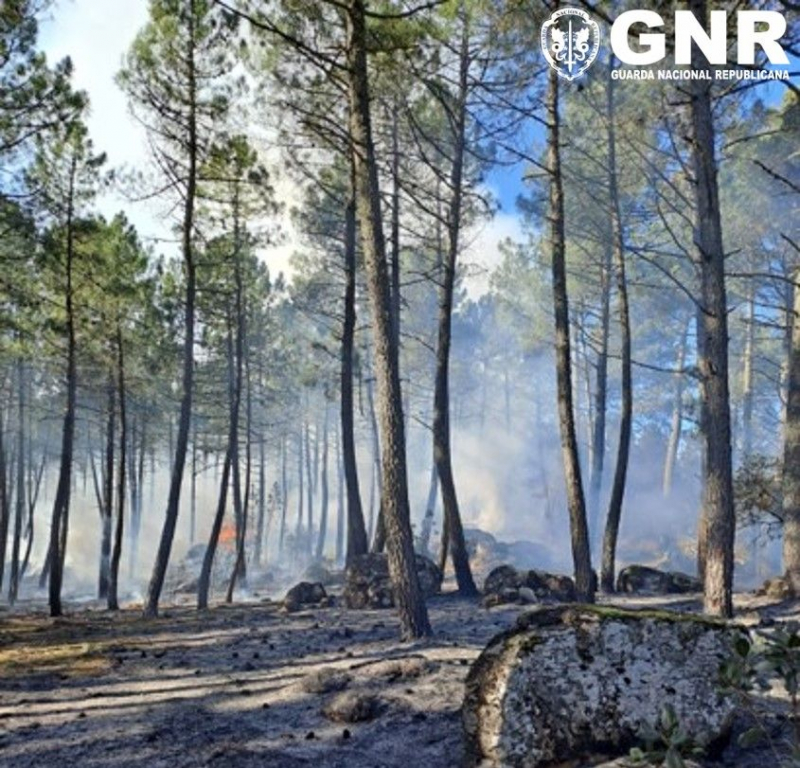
left=219, top=519, right=237, bottom=549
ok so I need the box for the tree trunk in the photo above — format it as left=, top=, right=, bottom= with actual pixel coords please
left=433, top=11, right=477, bottom=597
left=345, top=0, right=430, bottom=639
left=418, top=460, right=438, bottom=557
left=663, top=321, right=689, bottom=497
left=279, top=434, right=288, bottom=555
left=600, top=65, right=632, bottom=595
left=589, top=243, right=612, bottom=547
left=690, top=0, right=735, bottom=618
left=199, top=319, right=242, bottom=609
left=335, top=424, right=345, bottom=564
left=295, top=426, right=304, bottom=547
left=143, top=7, right=199, bottom=618
left=99, top=379, right=115, bottom=599
left=254, top=434, right=266, bottom=568
left=0, top=413, right=9, bottom=595
left=315, top=404, right=330, bottom=560
left=108, top=328, right=127, bottom=610
left=740, top=284, right=755, bottom=459
left=305, top=420, right=314, bottom=555
left=783, top=269, right=800, bottom=592
left=8, top=355, right=25, bottom=604
left=546, top=66, right=593, bottom=602
left=47, top=155, right=78, bottom=617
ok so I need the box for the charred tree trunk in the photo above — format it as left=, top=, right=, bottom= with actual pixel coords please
left=546, top=66, right=594, bottom=603
left=345, top=0, right=430, bottom=639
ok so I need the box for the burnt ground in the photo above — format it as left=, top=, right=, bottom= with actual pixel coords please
left=0, top=592, right=797, bottom=768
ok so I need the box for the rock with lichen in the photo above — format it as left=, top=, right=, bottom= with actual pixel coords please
left=462, top=605, right=739, bottom=768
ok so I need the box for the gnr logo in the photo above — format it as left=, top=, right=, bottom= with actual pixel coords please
left=541, top=8, right=601, bottom=82
left=541, top=7, right=789, bottom=81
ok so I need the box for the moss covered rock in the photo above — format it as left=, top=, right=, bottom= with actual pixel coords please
left=462, top=605, right=738, bottom=767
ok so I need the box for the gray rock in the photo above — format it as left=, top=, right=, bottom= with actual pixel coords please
left=300, top=668, right=351, bottom=694
left=462, top=605, right=739, bottom=768
left=343, top=553, right=442, bottom=610
left=323, top=691, right=382, bottom=723
left=283, top=581, right=327, bottom=612
left=482, top=565, right=577, bottom=606
left=517, top=587, right=537, bottom=605
left=616, top=565, right=701, bottom=595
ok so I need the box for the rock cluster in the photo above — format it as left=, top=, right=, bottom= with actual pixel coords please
left=463, top=605, right=738, bottom=768
left=482, top=564, right=577, bottom=607
left=616, top=564, right=701, bottom=595
left=343, top=553, right=442, bottom=610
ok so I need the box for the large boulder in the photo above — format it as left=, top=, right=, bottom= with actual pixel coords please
left=343, top=553, right=442, bottom=610
left=463, top=605, right=738, bottom=768
left=483, top=565, right=577, bottom=607
left=617, top=565, right=701, bottom=595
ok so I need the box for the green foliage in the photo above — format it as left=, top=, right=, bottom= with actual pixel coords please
left=628, top=704, right=705, bottom=768
left=720, top=626, right=800, bottom=767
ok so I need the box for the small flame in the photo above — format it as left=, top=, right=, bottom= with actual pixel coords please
left=219, top=520, right=237, bottom=548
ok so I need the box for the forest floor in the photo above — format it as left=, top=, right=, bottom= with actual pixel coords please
left=0, top=590, right=797, bottom=768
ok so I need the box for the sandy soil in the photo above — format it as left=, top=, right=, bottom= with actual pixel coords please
left=0, top=591, right=796, bottom=768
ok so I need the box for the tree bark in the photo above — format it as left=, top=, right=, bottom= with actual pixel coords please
left=546, top=65, right=594, bottom=603
left=432, top=10, right=477, bottom=597
left=663, top=321, right=689, bottom=497
left=98, top=379, right=115, bottom=599
left=108, top=328, right=127, bottom=610
left=315, top=404, right=330, bottom=560
left=689, top=0, right=735, bottom=618
left=589, top=244, right=611, bottom=547
left=199, top=317, right=242, bottom=610
left=47, top=154, right=78, bottom=617
left=783, top=267, right=800, bottom=592
left=143, top=4, right=199, bottom=617
left=341, top=168, right=368, bottom=564
left=345, top=0, right=430, bottom=639
left=600, top=64, right=632, bottom=595
left=8, top=355, right=25, bottom=604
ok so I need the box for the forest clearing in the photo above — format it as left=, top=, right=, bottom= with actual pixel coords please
left=1, top=0, right=799, bottom=766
